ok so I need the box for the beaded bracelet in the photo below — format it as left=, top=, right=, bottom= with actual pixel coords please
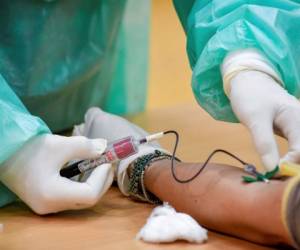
left=128, top=150, right=180, bottom=204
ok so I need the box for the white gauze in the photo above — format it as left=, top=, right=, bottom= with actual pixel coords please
left=136, top=203, right=208, bottom=244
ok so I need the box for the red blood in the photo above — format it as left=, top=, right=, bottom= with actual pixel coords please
left=113, top=137, right=135, bottom=159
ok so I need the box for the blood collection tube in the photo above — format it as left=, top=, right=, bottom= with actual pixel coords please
left=60, top=132, right=164, bottom=178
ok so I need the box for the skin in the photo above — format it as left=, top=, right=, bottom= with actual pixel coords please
left=144, top=160, right=293, bottom=247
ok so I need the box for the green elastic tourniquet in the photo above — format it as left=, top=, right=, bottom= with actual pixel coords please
left=173, top=0, right=300, bottom=122
left=0, top=0, right=150, bottom=207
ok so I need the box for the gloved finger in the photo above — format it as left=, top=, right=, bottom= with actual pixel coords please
left=274, top=105, right=300, bottom=164
left=54, top=164, right=114, bottom=211
left=55, top=136, right=107, bottom=167
left=248, top=121, right=280, bottom=171
left=281, top=150, right=300, bottom=164
left=280, top=128, right=300, bottom=164
left=84, top=107, right=161, bottom=148
left=85, top=163, right=114, bottom=199
left=84, top=107, right=148, bottom=138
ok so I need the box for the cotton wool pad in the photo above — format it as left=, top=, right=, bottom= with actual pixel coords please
left=136, top=203, right=208, bottom=244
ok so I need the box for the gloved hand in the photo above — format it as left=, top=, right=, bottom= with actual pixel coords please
left=226, top=69, right=300, bottom=171
left=73, top=107, right=163, bottom=195
left=0, top=134, right=114, bottom=215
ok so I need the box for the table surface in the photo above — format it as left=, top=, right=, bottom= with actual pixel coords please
left=0, top=103, right=287, bottom=250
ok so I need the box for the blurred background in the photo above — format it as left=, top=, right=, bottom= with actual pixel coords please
left=147, top=0, right=195, bottom=110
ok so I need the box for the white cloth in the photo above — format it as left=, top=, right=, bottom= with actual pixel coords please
left=137, top=203, right=208, bottom=244
left=0, top=135, right=113, bottom=215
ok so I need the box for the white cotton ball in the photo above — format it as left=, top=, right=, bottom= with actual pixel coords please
left=149, top=203, right=176, bottom=217
left=136, top=203, right=208, bottom=244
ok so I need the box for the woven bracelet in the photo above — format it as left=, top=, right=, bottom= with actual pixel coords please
left=128, top=150, right=180, bottom=204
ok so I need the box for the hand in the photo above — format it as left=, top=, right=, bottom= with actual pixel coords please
left=73, top=107, right=150, bottom=142
left=73, top=107, right=162, bottom=195
left=0, top=134, right=114, bottom=215
left=229, top=70, right=300, bottom=171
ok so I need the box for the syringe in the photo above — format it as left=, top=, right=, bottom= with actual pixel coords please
left=60, top=132, right=165, bottom=178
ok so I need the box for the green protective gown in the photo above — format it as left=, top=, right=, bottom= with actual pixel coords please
left=173, top=0, right=300, bottom=122
left=0, top=0, right=150, bottom=207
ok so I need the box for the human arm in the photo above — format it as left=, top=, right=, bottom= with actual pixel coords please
left=144, top=159, right=297, bottom=248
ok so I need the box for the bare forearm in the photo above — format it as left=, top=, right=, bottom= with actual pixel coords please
left=144, top=160, right=291, bottom=246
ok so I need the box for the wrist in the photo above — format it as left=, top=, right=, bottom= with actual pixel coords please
left=144, top=158, right=172, bottom=191
left=117, top=144, right=169, bottom=196
left=127, top=151, right=173, bottom=204
left=122, top=151, right=179, bottom=204
left=221, top=49, right=283, bottom=98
